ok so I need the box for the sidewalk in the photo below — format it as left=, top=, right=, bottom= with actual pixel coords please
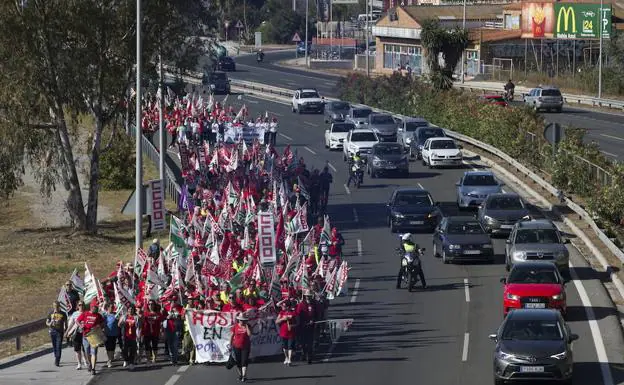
left=0, top=346, right=92, bottom=385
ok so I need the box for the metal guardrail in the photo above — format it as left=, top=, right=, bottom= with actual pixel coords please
left=0, top=318, right=47, bottom=351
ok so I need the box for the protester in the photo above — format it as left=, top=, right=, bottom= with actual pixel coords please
left=46, top=301, right=68, bottom=367
left=142, top=300, right=164, bottom=364
left=66, top=301, right=89, bottom=370
left=230, top=314, right=252, bottom=382
left=119, top=305, right=139, bottom=370
left=296, top=291, right=318, bottom=364
left=276, top=300, right=298, bottom=366
left=76, top=302, right=105, bottom=375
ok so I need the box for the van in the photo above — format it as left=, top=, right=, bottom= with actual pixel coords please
left=357, top=14, right=379, bottom=23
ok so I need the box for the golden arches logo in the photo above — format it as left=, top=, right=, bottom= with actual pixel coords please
left=557, top=6, right=577, bottom=33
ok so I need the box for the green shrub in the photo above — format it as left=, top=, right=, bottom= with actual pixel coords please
left=99, top=131, right=136, bottom=190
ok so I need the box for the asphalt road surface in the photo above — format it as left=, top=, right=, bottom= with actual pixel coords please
left=95, top=94, right=624, bottom=385
left=227, top=50, right=624, bottom=161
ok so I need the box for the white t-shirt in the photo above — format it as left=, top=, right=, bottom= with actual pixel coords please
left=269, top=122, right=278, bottom=133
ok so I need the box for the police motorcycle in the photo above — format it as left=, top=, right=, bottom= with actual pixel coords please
left=349, top=152, right=366, bottom=188
left=396, top=234, right=427, bottom=292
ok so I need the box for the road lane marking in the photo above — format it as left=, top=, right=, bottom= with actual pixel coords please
left=601, top=150, right=618, bottom=157
left=601, top=133, right=624, bottom=142
left=222, top=95, right=229, bottom=104
left=324, top=82, right=335, bottom=86
left=570, top=261, right=614, bottom=385
left=353, top=208, right=359, bottom=222
left=344, top=184, right=351, bottom=195
left=304, top=121, right=318, bottom=127
left=304, top=146, right=317, bottom=155
left=417, top=182, right=424, bottom=189
left=328, top=162, right=337, bottom=172
left=164, top=375, right=181, bottom=385
left=464, top=278, right=470, bottom=302
left=177, top=365, right=189, bottom=373
left=350, top=278, right=361, bottom=303
left=246, top=99, right=259, bottom=104
left=462, top=332, right=470, bottom=362
left=357, top=239, right=362, bottom=262
left=268, top=110, right=283, bottom=117
left=279, top=133, right=293, bottom=141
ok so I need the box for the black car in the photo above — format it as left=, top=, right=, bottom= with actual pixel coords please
left=477, top=193, right=531, bottom=235
left=489, top=309, right=577, bottom=384
left=202, top=71, right=230, bottom=94
left=413, top=127, right=446, bottom=159
left=387, top=188, right=441, bottom=233
left=216, top=56, right=236, bottom=71
left=367, top=142, right=409, bottom=178
left=324, top=101, right=351, bottom=123
left=432, top=216, right=494, bottom=264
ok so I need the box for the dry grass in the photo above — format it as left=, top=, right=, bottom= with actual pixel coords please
left=0, top=158, right=177, bottom=359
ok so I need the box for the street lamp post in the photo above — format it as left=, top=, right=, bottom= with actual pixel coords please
left=305, top=0, right=309, bottom=67
left=135, top=0, right=143, bottom=252
left=158, top=51, right=165, bottom=198
left=365, top=0, right=369, bottom=77
left=598, top=0, right=604, bottom=99
left=461, top=0, right=466, bottom=83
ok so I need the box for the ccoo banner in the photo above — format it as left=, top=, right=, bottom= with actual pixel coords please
left=148, top=179, right=166, bottom=231
left=258, top=211, right=276, bottom=265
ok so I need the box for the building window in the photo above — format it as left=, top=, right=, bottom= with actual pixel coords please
left=383, top=44, right=422, bottom=73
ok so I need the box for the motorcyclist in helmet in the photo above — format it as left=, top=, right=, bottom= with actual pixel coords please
left=346, top=151, right=363, bottom=187
left=257, top=49, right=265, bottom=63
left=504, top=79, right=515, bottom=99
left=396, top=233, right=427, bottom=289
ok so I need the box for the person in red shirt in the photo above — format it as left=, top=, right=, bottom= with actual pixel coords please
left=276, top=300, right=297, bottom=366
left=119, top=305, right=140, bottom=370
left=76, top=302, right=105, bottom=375
left=296, top=291, right=318, bottom=364
left=222, top=294, right=243, bottom=312
left=142, top=301, right=165, bottom=363
left=230, top=314, right=252, bottom=382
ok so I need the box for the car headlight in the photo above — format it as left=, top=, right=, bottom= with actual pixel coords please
left=483, top=215, right=495, bottom=223
left=551, top=293, right=565, bottom=300
left=431, top=153, right=441, bottom=158
left=393, top=212, right=404, bottom=218
left=522, top=215, right=531, bottom=220
left=426, top=212, right=436, bottom=219
left=330, top=137, right=338, bottom=142
left=497, top=351, right=517, bottom=360
left=556, top=251, right=567, bottom=259
left=482, top=244, right=493, bottom=248
left=463, top=192, right=478, bottom=197
left=506, top=293, right=520, bottom=301
left=406, top=138, right=412, bottom=144
left=550, top=351, right=567, bottom=360
left=512, top=251, right=527, bottom=260
left=210, top=84, right=216, bottom=89
left=449, top=244, right=461, bottom=250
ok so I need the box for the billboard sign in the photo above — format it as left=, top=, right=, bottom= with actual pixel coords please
left=554, top=3, right=611, bottom=39
left=522, top=2, right=611, bottom=40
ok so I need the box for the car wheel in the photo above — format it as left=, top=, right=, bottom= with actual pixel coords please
left=297, top=107, right=302, bottom=114
left=389, top=218, right=396, bottom=233
left=442, top=250, right=450, bottom=264
left=325, top=140, right=329, bottom=149
left=422, top=158, right=427, bottom=166
left=292, top=105, right=296, bottom=113
left=505, top=257, right=511, bottom=272
left=433, top=243, right=439, bottom=258
left=494, top=378, right=504, bottom=385
left=428, top=158, right=433, bottom=169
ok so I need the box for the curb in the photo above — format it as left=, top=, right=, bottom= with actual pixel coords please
left=0, top=343, right=56, bottom=370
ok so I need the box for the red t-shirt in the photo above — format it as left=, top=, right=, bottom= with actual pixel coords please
left=142, top=311, right=165, bottom=337
left=278, top=310, right=296, bottom=339
left=296, top=301, right=316, bottom=325
left=123, top=315, right=138, bottom=340
left=77, top=311, right=104, bottom=335
left=231, top=323, right=251, bottom=349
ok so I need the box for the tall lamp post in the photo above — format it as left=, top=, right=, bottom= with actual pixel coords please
left=135, top=0, right=143, bottom=252
left=158, top=51, right=165, bottom=198
left=598, top=0, right=604, bottom=99
left=305, top=0, right=309, bottom=67
left=460, top=0, right=466, bottom=83
left=365, top=0, right=370, bottom=77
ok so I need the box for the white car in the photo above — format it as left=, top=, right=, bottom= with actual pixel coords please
left=343, top=129, right=379, bottom=161
left=325, top=122, right=355, bottom=150
left=291, top=88, right=324, bottom=114
left=421, top=137, right=463, bottom=168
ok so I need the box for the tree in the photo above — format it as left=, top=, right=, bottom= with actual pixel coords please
left=0, top=0, right=210, bottom=233
left=420, top=18, right=468, bottom=90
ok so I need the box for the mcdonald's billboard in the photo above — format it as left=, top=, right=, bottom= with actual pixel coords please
left=521, top=2, right=611, bottom=40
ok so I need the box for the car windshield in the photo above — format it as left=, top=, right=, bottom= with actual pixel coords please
left=418, top=128, right=445, bottom=140
left=210, top=73, right=227, bottom=81
left=515, top=229, right=561, bottom=244
left=221, top=57, right=233, bottom=62
left=463, top=174, right=498, bottom=186
left=352, top=109, right=372, bottom=118
left=351, top=132, right=377, bottom=142
left=375, top=145, right=402, bottom=155
left=371, top=115, right=395, bottom=124
left=405, top=121, right=428, bottom=131
left=501, top=320, right=564, bottom=341
left=394, top=193, right=433, bottom=206
left=332, top=123, right=354, bottom=133
left=447, top=221, right=484, bottom=234
left=331, top=102, right=349, bottom=110
left=542, top=89, right=562, bottom=97
left=301, top=91, right=319, bottom=99
left=430, top=140, right=456, bottom=149
left=508, top=268, right=560, bottom=284
left=486, top=197, right=523, bottom=210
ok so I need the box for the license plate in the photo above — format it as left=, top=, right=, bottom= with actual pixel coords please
left=464, top=250, right=481, bottom=255
left=524, top=303, right=546, bottom=309
left=385, top=166, right=396, bottom=169
left=520, top=366, right=544, bottom=373
left=500, top=224, right=514, bottom=229
left=410, top=221, right=424, bottom=225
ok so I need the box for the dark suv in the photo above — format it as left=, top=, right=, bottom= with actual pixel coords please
left=202, top=71, right=231, bottom=94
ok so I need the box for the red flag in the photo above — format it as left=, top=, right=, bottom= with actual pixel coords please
left=275, top=211, right=285, bottom=252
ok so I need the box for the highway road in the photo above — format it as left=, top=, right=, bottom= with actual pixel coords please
left=92, top=93, right=624, bottom=385
left=226, top=50, right=624, bottom=161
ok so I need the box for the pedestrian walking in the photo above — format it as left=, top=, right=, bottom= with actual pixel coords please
left=119, top=305, right=139, bottom=370
left=276, top=300, right=298, bottom=366
left=66, top=301, right=90, bottom=370
left=77, top=301, right=105, bottom=375
left=103, top=303, right=120, bottom=368
left=230, top=314, right=252, bottom=382
left=46, top=301, right=68, bottom=367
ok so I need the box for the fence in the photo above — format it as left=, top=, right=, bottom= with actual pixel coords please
left=354, top=54, right=376, bottom=71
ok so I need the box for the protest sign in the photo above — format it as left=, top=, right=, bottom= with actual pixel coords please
left=258, top=211, right=276, bottom=265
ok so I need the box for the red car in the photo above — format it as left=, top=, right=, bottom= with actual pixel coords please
left=480, top=94, right=508, bottom=107
left=501, top=261, right=566, bottom=317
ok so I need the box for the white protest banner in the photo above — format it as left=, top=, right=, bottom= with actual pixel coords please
left=257, top=211, right=276, bottom=265
left=316, top=318, right=354, bottom=343
left=149, top=179, right=166, bottom=231
left=185, top=310, right=282, bottom=363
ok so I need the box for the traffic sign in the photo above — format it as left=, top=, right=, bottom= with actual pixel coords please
left=543, top=122, right=564, bottom=145
left=235, top=20, right=244, bottom=29
left=292, top=33, right=301, bottom=42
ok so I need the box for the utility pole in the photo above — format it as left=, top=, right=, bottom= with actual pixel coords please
left=158, top=50, right=165, bottom=198
left=135, top=0, right=143, bottom=252
left=598, top=0, right=604, bottom=99
left=461, top=0, right=466, bottom=83
left=365, top=0, right=370, bottom=76
left=305, top=0, right=309, bottom=67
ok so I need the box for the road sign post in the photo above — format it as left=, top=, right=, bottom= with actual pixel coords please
left=292, top=32, right=302, bottom=58
left=235, top=20, right=244, bottom=45
left=544, top=122, right=564, bottom=158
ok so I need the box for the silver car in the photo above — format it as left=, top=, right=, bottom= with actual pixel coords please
left=367, top=113, right=398, bottom=142
left=346, top=107, right=373, bottom=128
left=456, top=171, right=504, bottom=209
left=505, top=219, right=570, bottom=273
left=523, top=86, right=564, bottom=113
left=397, top=118, right=429, bottom=157
left=478, top=193, right=531, bottom=235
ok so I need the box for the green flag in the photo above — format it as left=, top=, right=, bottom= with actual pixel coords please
left=170, top=215, right=187, bottom=247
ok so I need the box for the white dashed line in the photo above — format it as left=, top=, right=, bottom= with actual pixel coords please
left=464, top=278, right=470, bottom=302
left=601, top=133, right=624, bottom=142
left=462, top=332, right=470, bottom=362
left=279, top=133, right=293, bottom=141
left=164, top=375, right=181, bottom=385
left=417, top=182, right=424, bottom=189
left=328, top=162, right=337, bottom=172
left=268, top=111, right=283, bottom=117
left=304, top=146, right=317, bottom=155
left=357, top=239, right=362, bottom=261
left=601, top=150, right=618, bottom=157
left=246, top=99, right=259, bottom=104
left=304, top=121, right=318, bottom=127
left=353, top=208, right=359, bottom=222
left=350, top=278, right=361, bottom=303
left=177, top=365, right=189, bottom=373
left=570, top=261, right=614, bottom=385
left=344, top=184, right=351, bottom=195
